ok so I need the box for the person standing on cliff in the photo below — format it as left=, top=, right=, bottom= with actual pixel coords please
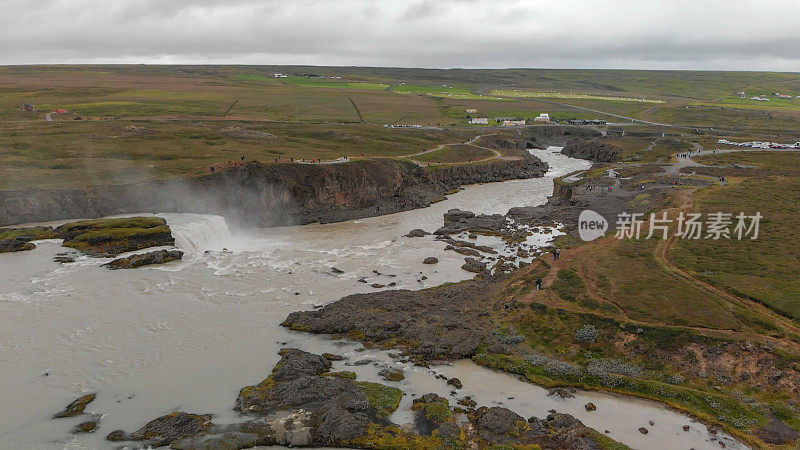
left=535, top=278, right=542, bottom=290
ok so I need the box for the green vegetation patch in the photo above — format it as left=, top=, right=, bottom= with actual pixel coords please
left=672, top=153, right=800, bottom=320
left=347, top=423, right=445, bottom=449
left=355, top=381, right=402, bottom=417
left=551, top=269, right=588, bottom=303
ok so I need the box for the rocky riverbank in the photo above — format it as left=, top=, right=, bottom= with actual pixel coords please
left=88, top=348, right=624, bottom=449
left=0, top=154, right=547, bottom=228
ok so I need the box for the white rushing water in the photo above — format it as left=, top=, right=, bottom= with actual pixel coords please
left=0, top=149, right=743, bottom=449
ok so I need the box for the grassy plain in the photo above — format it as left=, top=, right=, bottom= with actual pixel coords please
left=4, top=64, right=800, bottom=190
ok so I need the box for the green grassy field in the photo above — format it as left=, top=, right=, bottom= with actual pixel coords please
left=671, top=152, right=800, bottom=320
left=3, top=65, right=800, bottom=192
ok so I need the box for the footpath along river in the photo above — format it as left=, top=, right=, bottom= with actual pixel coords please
left=0, top=148, right=743, bottom=449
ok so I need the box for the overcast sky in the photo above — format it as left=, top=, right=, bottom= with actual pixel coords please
left=2, top=0, right=799, bottom=71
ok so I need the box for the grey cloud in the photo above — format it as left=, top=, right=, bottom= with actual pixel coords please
left=1, top=0, right=799, bottom=70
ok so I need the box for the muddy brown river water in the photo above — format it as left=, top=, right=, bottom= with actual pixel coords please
left=0, top=149, right=744, bottom=449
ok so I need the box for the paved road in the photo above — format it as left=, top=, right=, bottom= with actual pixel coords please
left=295, top=157, right=352, bottom=165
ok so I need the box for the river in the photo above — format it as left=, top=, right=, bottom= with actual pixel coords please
left=0, top=148, right=743, bottom=449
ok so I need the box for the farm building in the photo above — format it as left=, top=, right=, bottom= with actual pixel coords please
left=54, top=109, right=67, bottom=114
left=502, top=120, right=526, bottom=126
left=534, top=113, right=550, bottom=123
left=469, top=117, right=488, bottom=125
left=465, top=108, right=477, bottom=113
left=21, top=104, right=34, bottom=111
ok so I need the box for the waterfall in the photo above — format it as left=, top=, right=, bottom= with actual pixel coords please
left=167, top=214, right=236, bottom=254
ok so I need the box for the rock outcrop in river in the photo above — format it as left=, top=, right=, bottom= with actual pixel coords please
left=1, top=217, right=175, bottom=256
left=101, top=348, right=623, bottom=449
left=103, top=249, right=183, bottom=269
left=284, top=279, right=504, bottom=361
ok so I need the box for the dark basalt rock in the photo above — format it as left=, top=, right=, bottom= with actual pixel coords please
left=106, top=412, right=213, bottom=447
left=562, top=138, right=621, bottom=163
left=447, top=377, right=463, bottom=389
left=283, top=280, right=500, bottom=360
left=436, top=210, right=506, bottom=235
left=406, top=228, right=430, bottom=238
left=446, top=245, right=480, bottom=257
left=461, top=257, right=487, bottom=274
left=103, top=249, right=183, bottom=269
left=757, top=416, right=800, bottom=445
left=422, top=256, right=439, bottom=264
left=472, top=408, right=605, bottom=449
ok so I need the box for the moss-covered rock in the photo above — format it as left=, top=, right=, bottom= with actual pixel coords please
left=53, top=393, right=96, bottom=418
left=57, top=217, right=174, bottom=257
left=0, top=226, right=56, bottom=252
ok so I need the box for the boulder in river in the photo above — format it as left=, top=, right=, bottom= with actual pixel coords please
left=585, top=402, right=596, bottom=411
left=72, top=419, right=100, bottom=434
left=406, top=229, right=430, bottom=238
left=447, top=377, right=463, bottom=389
left=53, top=393, right=96, bottom=418
left=423, top=256, right=439, bottom=264
left=103, top=249, right=183, bottom=270
left=378, top=368, right=405, bottom=382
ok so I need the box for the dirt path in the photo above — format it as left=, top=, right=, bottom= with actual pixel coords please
left=654, top=190, right=800, bottom=338
left=526, top=239, right=746, bottom=336
left=400, top=133, right=510, bottom=167
left=346, top=95, right=364, bottom=122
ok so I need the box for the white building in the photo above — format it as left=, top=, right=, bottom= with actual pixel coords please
left=534, top=113, right=550, bottom=123
left=273, top=73, right=288, bottom=78
left=469, top=117, right=488, bottom=125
